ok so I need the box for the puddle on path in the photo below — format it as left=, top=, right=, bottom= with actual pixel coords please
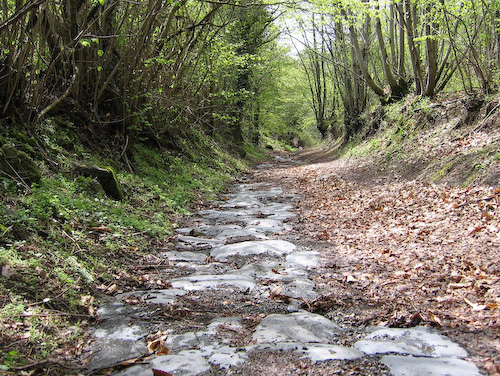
left=85, top=156, right=480, bottom=376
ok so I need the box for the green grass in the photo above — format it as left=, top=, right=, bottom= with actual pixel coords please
left=0, top=120, right=253, bottom=371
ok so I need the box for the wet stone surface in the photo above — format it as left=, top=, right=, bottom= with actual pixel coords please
left=85, top=156, right=481, bottom=376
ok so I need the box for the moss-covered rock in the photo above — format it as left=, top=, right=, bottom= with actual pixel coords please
left=0, top=144, right=41, bottom=186
left=74, top=164, right=124, bottom=200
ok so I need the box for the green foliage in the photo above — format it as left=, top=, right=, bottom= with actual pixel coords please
left=0, top=114, right=254, bottom=369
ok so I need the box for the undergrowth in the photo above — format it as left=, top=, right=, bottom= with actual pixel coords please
left=336, top=93, right=500, bottom=187
left=0, top=120, right=262, bottom=373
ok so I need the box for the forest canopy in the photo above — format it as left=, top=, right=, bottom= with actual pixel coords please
left=1, top=0, right=499, bottom=143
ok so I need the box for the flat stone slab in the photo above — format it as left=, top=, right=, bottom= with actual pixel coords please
left=300, top=343, right=363, bottom=361
left=87, top=338, right=146, bottom=371
left=162, top=250, right=207, bottom=262
left=381, top=355, right=481, bottom=376
left=167, top=317, right=243, bottom=350
left=94, top=323, right=145, bottom=341
left=258, top=202, right=294, bottom=215
left=198, top=209, right=250, bottom=223
left=119, top=289, right=187, bottom=305
left=253, top=311, right=342, bottom=344
left=354, top=327, right=468, bottom=358
left=245, top=218, right=291, bottom=233
left=176, top=235, right=224, bottom=246
left=219, top=197, right=263, bottom=208
left=202, top=224, right=242, bottom=238
left=286, top=251, right=320, bottom=267
left=170, top=274, right=256, bottom=291
left=267, top=211, right=297, bottom=221
left=151, top=350, right=211, bottom=376
left=280, top=277, right=317, bottom=300
left=113, top=364, right=150, bottom=375
left=233, top=261, right=309, bottom=281
left=200, top=344, right=249, bottom=369
left=247, top=342, right=362, bottom=362
left=211, top=240, right=296, bottom=260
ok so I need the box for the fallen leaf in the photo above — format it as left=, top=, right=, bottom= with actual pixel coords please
left=153, top=369, right=173, bottom=376
left=485, top=362, right=500, bottom=375
left=106, top=283, right=118, bottom=294
left=448, top=282, right=472, bottom=289
left=464, top=297, right=488, bottom=311
left=269, top=285, right=282, bottom=297
left=35, top=266, right=46, bottom=279
left=90, top=226, right=112, bottom=233
left=469, top=226, right=485, bottom=235
left=428, top=311, right=442, bottom=326
left=147, top=332, right=170, bottom=355
left=121, top=357, right=144, bottom=365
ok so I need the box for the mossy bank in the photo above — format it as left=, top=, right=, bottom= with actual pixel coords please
left=0, top=119, right=266, bottom=374
left=336, top=93, right=500, bottom=187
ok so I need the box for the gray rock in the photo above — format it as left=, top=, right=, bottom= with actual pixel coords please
left=74, top=164, right=124, bottom=200
left=162, top=250, right=208, bottom=262
left=245, top=218, right=291, bottom=233
left=0, top=144, right=41, bottom=186
left=86, top=338, right=146, bottom=371
left=247, top=342, right=362, bottom=361
left=150, top=350, right=211, bottom=376
left=286, top=251, right=320, bottom=268
left=253, top=311, right=342, bottom=344
left=354, top=327, right=468, bottom=358
left=170, top=273, right=256, bottom=291
left=167, top=331, right=215, bottom=349
left=300, top=343, right=364, bottom=361
left=201, top=344, right=248, bottom=368
left=381, top=355, right=481, bottom=376
left=281, top=277, right=317, bottom=300
left=94, top=323, right=146, bottom=341
left=203, top=224, right=242, bottom=238
left=231, top=261, right=308, bottom=281
left=176, top=235, right=224, bottom=246
left=118, top=289, right=187, bottom=305
left=211, top=240, right=296, bottom=260
left=114, top=364, right=151, bottom=375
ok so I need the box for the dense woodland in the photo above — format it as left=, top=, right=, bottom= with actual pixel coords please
left=1, top=0, right=500, bottom=374
left=1, top=0, right=301, bottom=148
left=2, top=0, right=499, bottom=145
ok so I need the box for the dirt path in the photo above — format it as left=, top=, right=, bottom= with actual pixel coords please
left=84, top=152, right=498, bottom=376
left=255, top=150, right=500, bottom=374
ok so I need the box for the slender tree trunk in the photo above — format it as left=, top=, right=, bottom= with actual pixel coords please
left=403, top=0, right=424, bottom=94
left=344, top=8, right=385, bottom=97
left=375, top=1, right=406, bottom=99
left=424, top=7, right=438, bottom=96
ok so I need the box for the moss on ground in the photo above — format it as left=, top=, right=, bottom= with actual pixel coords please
left=0, top=120, right=262, bottom=373
left=336, top=93, right=500, bottom=187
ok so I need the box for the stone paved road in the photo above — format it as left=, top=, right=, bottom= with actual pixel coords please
left=86, top=156, right=482, bottom=376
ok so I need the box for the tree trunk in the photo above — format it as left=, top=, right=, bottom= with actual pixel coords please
left=403, top=0, right=424, bottom=94
left=345, top=11, right=385, bottom=98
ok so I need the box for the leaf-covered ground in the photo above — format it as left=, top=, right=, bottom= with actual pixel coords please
left=253, top=152, right=500, bottom=371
